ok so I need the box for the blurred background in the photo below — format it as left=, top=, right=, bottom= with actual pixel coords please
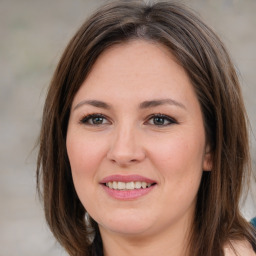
left=0, top=0, right=255, bottom=255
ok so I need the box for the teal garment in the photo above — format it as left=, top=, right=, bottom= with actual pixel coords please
left=251, top=217, right=256, bottom=228
left=251, top=217, right=256, bottom=252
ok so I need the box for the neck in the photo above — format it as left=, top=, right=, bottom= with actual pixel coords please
left=99, top=217, right=193, bottom=256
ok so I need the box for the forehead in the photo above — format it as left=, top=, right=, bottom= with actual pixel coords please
left=87, top=40, right=181, bottom=82
left=72, top=40, right=197, bottom=107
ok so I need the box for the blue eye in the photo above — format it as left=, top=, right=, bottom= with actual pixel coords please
left=80, top=114, right=109, bottom=125
left=147, top=114, right=177, bottom=126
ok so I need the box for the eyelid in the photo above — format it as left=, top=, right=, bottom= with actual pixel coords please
left=79, top=113, right=111, bottom=125
left=78, top=113, right=177, bottom=126
left=145, top=113, right=177, bottom=126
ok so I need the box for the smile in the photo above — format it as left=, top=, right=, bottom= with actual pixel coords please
left=100, top=175, right=157, bottom=200
left=105, top=181, right=154, bottom=190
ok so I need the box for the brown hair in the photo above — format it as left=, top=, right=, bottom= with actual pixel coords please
left=37, top=1, right=256, bottom=255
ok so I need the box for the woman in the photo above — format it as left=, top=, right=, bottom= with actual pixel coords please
left=37, top=1, right=256, bottom=255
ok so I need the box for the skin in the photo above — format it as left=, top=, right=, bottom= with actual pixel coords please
left=224, top=241, right=256, bottom=256
left=66, top=40, right=212, bottom=256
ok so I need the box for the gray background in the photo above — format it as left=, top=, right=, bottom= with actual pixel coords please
left=0, top=0, right=255, bottom=255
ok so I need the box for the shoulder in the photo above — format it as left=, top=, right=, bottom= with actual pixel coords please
left=251, top=217, right=256, bottom=228
left=224, top=240, right=256, bottom=256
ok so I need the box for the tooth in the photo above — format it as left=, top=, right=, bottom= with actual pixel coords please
left=108, top=182, right=113, bottom=189
left=135, top=181, right=142, bottom=189
left=117, top=181, right=126, bottom=190
left=106, top=181, right=153, bottom=190
left=142, top=182, right=147, bottom=189
left=113, top=181, right=118, bottom=189
left=126, top=182, right=135, bottom=190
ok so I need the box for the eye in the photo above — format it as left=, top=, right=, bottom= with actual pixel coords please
left=146, top=114, right=177, bottom=126
left=80, top=114, right=110, bottom=126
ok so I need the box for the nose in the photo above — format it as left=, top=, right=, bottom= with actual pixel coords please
left=107, top=125, right=146, bottom=166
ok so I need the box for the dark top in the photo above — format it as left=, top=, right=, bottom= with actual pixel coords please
left=251, top=217, right=256, bottom=229
left=251, top=217, right=256, bottom=252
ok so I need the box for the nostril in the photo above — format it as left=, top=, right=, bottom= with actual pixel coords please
left=107, top=142, right=146, bottom=165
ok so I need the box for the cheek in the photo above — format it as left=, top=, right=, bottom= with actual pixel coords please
left=148, top=134, right=204, bottom=193
left=66, top=133, right=107, bottom=209
left=66, top=133, right=106, bottom=178
left=151, top=134, right=204, bottom=168
left=66, top=133, right=106, bottom=208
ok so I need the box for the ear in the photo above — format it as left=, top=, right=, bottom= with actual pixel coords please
left=203, top=145, right=212, bottom=171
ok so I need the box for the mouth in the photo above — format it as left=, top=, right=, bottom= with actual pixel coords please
left=100, top=175, right=157, bottom=200
left=104, top=181, right=155, bottom=190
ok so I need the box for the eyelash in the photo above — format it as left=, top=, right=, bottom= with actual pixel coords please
left=80, top=113, right=109, bottom=126
left=146, top=113, right=177, bottom=126
left=79, top=113, right=177, bottom=127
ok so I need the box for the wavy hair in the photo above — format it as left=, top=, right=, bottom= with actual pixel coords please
left=37, top=1, right=256, bottom=255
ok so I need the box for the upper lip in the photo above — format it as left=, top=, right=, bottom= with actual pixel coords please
left=100, top=175, right=156, bottom=184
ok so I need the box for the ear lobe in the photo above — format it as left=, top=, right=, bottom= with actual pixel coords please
left=203, top=146, right=212, bottom=171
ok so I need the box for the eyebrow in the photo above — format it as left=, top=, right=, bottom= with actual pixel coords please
left=73, top=100, right=111, bottom=111
left=73, top=98, right=186, bottom=111
left=139, top=98, right=186, bottom=109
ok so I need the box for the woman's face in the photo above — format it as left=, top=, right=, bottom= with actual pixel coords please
left=67, top=40, right=211, bottom=239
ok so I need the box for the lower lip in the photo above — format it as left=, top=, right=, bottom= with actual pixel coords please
left=101, top=185, right=155, bottom=200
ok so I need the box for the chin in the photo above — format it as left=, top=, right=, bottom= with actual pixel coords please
left=100, top=222, right=153, bottom=237
left=96, top=210, right=155, bottom=236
